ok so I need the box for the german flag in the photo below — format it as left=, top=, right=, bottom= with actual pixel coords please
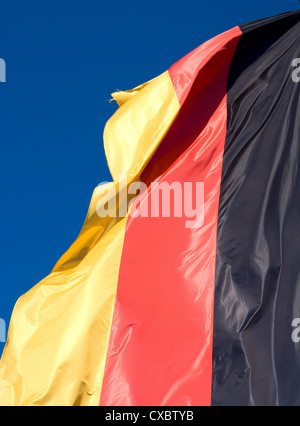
left=1, top=10, right=300, bottom=406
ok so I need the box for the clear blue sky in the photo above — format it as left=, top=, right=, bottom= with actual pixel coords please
left=1, top=0, right=299, bottom=356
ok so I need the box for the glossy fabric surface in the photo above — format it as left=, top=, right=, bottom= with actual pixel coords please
left=0, top=73, right=180, bottom=406
left=1, top=10, right=300, bottom=406
left=100, top=27, right=241, bottom=406
left=212, top=10, right=300, bottom=406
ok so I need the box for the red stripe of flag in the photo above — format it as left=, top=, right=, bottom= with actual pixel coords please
left=100, top=26, right=242, bottom=406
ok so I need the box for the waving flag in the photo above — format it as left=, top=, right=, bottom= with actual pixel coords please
left=1, top=10, right=300, bottom=406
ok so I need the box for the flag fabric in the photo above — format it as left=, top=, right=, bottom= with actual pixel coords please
left=1, top=10, right=300, bottom=406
